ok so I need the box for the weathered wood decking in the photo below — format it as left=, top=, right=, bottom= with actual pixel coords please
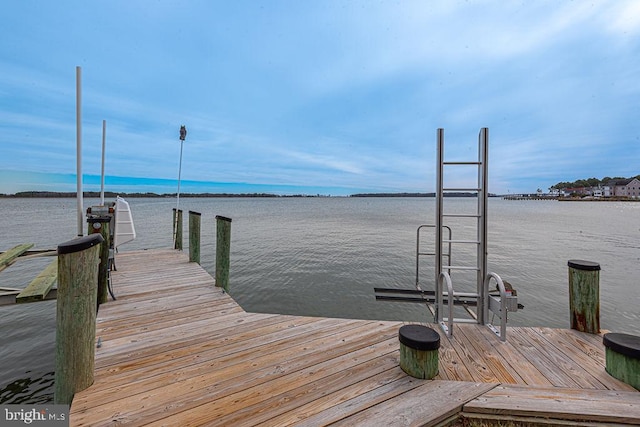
left=70, top=249, right=640, bottom=426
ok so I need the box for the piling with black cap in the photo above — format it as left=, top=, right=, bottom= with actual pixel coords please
left=55, top=233, right=103, bottom=405
left=215, top=215, right=232, bottom=292
left=568, top=259, right=601, bottom=334
left=189, top=211, right=201, bottom=264
left=603, top=332, right=640, bottom=390
left=399, top=324, right=440, bottom=379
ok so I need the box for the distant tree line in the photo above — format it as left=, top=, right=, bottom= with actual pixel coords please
left=550, top=175, right=640, bottom=190
left=1, top=190, right=500, bottom=199
left=0, top=191, right=285, bottom=198
left=351, top=192, right=434, bottom=197
left=350, top=192, right=500, bottom=197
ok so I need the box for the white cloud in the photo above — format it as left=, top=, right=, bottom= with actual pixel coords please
left=603, top=0, right=640, bottom=36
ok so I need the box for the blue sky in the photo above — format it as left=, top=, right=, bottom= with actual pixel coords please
left=1, top=1, right=639, bottom=196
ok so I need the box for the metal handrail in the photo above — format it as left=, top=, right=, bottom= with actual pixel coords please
left=438, top=271, right=454, bottom=337
left=484, top=272, right=507, bottom=341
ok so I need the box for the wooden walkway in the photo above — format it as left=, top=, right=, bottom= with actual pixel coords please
left=70, top=249, right=640, bottom=426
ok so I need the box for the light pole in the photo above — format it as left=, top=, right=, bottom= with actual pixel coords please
left=176, top=125, right=187, bottom=210
left=174, top=125, right=187, bottom=249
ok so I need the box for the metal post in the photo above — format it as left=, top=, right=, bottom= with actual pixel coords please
left=435, top=128, right=444, bottom=323
left=478, top=127, right=489, bottom=324
left=176, top=139, right=184, bottom=210
left=174, top=125, right=187, bottom=249
left=76, top=66, right=83, bottom=237
left=100, top=120, right=106, bottom=206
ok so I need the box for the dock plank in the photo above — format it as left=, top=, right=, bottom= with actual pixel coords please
left=331, top=381, right=497, bottom=426
left=463, top=384, right=640, bottom=425
left=533, top=327, right=636, bottom=391
left=262, top=372, right=426, bottom=427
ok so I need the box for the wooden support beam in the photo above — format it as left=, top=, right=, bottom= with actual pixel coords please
left=16, top=259, right=58, bottom=303
left=0, top=243, right=34, bottom=272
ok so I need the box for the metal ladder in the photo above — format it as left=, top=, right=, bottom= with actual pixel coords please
left=433, top=128, right=513, bottom=341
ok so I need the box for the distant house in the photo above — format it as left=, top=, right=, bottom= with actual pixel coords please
left=607, top=178, right=640, bottom=198
left=591, top=185, right=611, bottom=198
left=623, top=178, right=640, bottom=199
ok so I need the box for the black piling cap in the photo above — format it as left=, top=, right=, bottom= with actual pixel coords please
left=216, top=215, right=232, bottom=222
left=399, top=324, right=440, bottom=351
left=57, top=234, right=104, bottom=255
left=603, top=333, right=640, bottom=359
left=568, top=260, right=601, bottom=271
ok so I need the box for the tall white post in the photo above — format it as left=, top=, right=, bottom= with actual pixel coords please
left=100, top=120, right=106, bottom=205
left=173, top=125, right=187, bottom=249
left=76, top=66, right=83, bottom=237
left=176, top=139, right=184, bottom=211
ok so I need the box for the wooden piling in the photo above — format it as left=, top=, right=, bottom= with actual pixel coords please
left=55, top=234, right=103, bottom=405
left=603, top=333, right=640, bottom=390
left=188, top=211, right=201, bottom=264
left=568, top=259, right=600, bottom=334
left=215, top=215, right=232, bottom=292
left=87, top=216, right=111, bottom=307
left=398, top=325, right=440, bottom=379
left=173, top=208, right=183, bottom=250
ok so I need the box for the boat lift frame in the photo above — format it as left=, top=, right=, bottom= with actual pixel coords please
left=375, top=128, right=518, bottom=341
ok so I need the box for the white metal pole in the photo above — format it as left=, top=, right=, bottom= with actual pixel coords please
left=76, top=66, right=83, bottom=236
left=100, top=120, right=106, bottom=205
left=176, top=139, right=184, bottom=210
left=174, top=126, right=186, bottom=248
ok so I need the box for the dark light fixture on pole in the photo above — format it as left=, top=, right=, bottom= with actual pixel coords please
left=174, top=125, right=187, bottom=248
left=176, top=125, right=187, bottom=210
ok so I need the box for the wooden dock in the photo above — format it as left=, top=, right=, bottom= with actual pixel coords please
left=70, top=249, right=640, bottom=426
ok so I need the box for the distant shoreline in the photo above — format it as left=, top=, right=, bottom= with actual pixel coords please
left=556, top=197, right=640, bottom=202
left=3, top=191, right=638, bottom=201
left=0, top=191, right=495, bottom=199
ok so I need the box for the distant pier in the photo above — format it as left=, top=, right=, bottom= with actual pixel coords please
left=503, top=193, right=558, bottom=200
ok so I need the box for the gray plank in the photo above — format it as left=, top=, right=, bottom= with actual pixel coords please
left=463, top=385, right=640, bottom=425
left=331, top=380, right=497, bottom=426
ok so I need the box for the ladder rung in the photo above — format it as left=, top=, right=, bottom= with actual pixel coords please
left=443, top=265, right=480, bottom=271
left=443, top=214, right=481, bottom=218
left=442, top=239, right=480, bottom=244
left=443, top=188, right=480, bottom=192
left=418, top=252, right=435, bottom=256
left=443, top=161, right=481, bottom=165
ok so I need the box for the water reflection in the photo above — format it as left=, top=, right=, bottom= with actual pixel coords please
left=0, top=371, right=54, bottom=404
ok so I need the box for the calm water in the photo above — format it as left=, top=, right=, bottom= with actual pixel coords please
left=1, top=197, right=639, bottom=403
